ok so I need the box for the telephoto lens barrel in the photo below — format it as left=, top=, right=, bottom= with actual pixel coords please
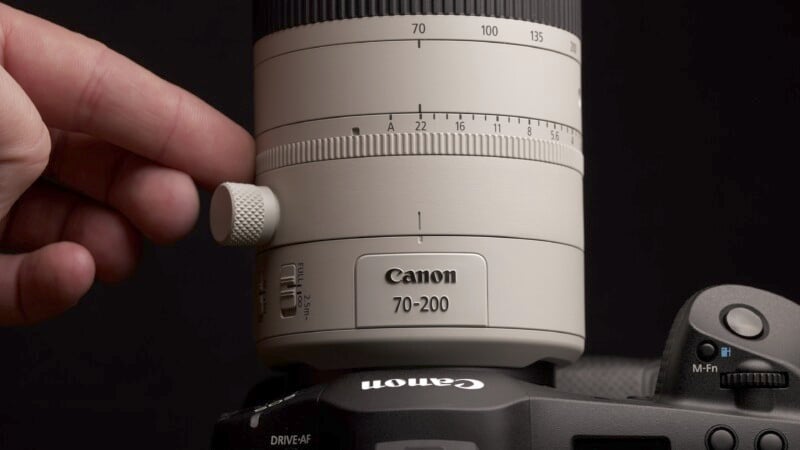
left=211, top=0, right=584, bottom=369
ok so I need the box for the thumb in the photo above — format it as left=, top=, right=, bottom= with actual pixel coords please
left=0, top=64, right=95, bottom=325
left=0, top=64, right=50, bottom=226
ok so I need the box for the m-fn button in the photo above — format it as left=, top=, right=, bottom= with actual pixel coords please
left=697, top=341, right=717, bottom=362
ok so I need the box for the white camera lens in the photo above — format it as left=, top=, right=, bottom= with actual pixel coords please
left=212, top=0, right=584, bottom=369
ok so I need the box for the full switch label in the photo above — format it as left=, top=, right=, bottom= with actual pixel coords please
left=356, top=253, right=488, bottom=328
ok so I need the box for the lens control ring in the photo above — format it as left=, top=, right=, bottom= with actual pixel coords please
left=256, top=133, right=583, bottom=174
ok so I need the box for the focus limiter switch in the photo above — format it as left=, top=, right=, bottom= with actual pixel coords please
left=279, top=264, right=298, bottom=318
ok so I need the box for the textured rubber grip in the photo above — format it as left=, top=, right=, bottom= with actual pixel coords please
left=555, top=357, right=661, bottom=399
left=254, top=0, right=582, bottom=40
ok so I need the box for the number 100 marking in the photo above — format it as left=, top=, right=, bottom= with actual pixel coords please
left=481, top=25, right=499, bottom=36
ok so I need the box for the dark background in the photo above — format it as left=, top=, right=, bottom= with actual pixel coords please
left=1, top=1, right=799, bottom=448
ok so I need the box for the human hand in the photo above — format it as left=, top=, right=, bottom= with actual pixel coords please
left=0, top=4, right=254, bottom=325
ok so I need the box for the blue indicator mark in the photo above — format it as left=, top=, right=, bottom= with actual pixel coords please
left=721, top=347, right=732, bottom=358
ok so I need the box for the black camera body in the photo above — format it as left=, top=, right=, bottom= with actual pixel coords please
left=213, top=285, right=800, bottom=449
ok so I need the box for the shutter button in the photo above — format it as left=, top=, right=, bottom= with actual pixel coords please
left=724, top=307, right=765, bottom=339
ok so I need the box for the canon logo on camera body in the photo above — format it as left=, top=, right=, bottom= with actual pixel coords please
left=361, top=377, right=485, bottom=391
left=385, top=268, right=457, bottom=285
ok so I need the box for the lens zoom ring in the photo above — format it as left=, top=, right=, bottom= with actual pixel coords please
left=257, top=133, right=583, bottom=174
left=255, top=0, right=581, bottom=40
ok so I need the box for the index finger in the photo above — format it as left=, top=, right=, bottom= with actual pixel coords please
left=0, top=3, right=254, bottom=188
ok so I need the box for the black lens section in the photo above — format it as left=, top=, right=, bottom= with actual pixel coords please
left=254, top=0, right=582, bottom=41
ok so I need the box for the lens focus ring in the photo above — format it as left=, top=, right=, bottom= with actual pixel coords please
left=255, top=0, right=582, bottom=39
left=256, top=133, right=584, bottom=174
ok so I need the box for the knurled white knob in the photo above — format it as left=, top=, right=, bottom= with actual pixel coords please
left=210, top=183, right=280, bottom=247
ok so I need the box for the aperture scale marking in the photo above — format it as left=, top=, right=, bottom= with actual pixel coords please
left=260, top=110, right=582, bottom=152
